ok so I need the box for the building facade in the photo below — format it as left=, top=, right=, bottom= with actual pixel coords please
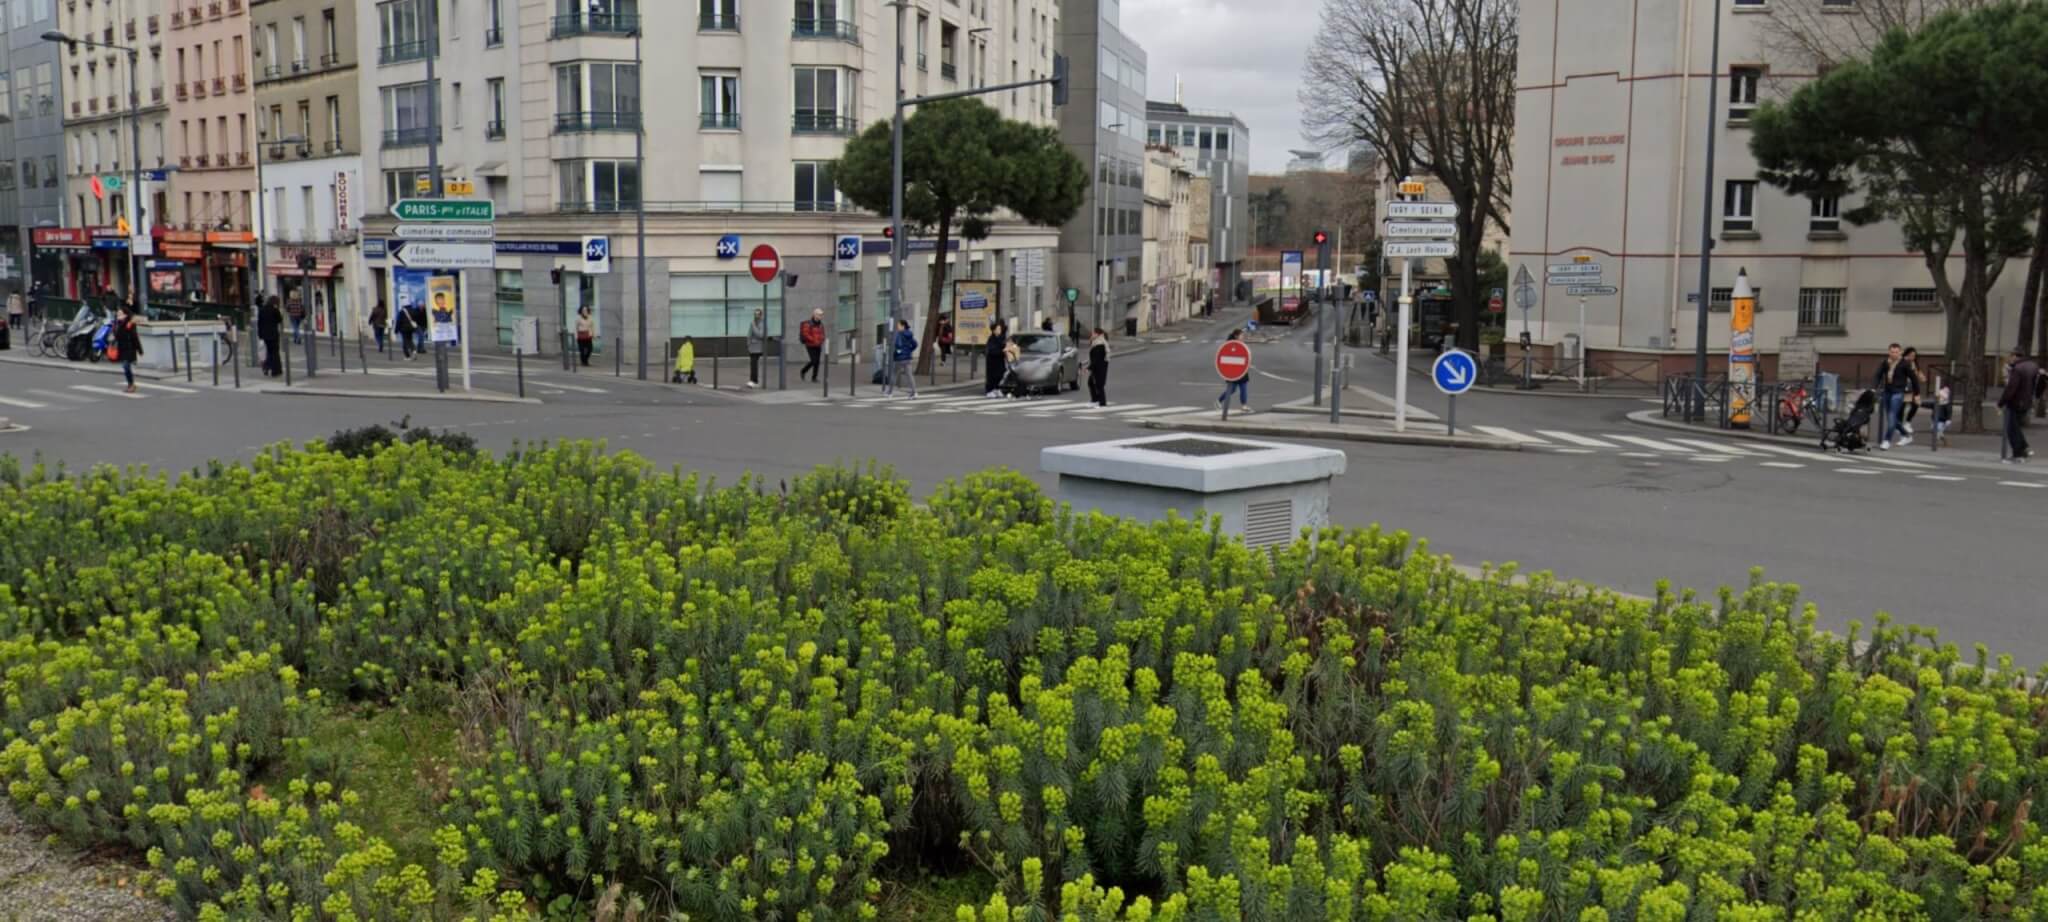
left=3, top=0, right=66, bottom=299
left=164, top=0, right=256, bottom=304
left=1138, top=142, right=1192, bottom=330
left=353, top=0, right=1064, bottom=363
left=251, top=0, right=360, bottom=334
left=1055, top=0, right=1145, bottom=334
left=1509, top=0, right=2029, bottom=373
left=1144, top=99, right=1246, bottom=303
left=50, top=0, right=169, bottom=301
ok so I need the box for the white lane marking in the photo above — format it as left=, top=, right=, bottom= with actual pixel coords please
left=1661, top=437, right=1757, bottom=455
left=1620, top=451, right=1658, bottom=459
left=544, top=381, right=609, bottom=394
left=1760, top=461, right=1806, bottom=470
left=1071, top=402, right=1156, bottom=415
left=1537, top=430, right=1619, bottom=448
left=1473, top=426, right=1549, bottom=444
left=1917, top=474, right=1967, bottom=482
left=1859, top=454, right=1935, bottom=470
left=1118, top=405, right=1203, bottom=418
left=0, top=395, right=49, bottom=409
left=1688, top=455, right=1734, bottom=463
left=1607, top=434, right=1693, bottom=453
left=1838, top=468, right=1883, bottom=476
left=72, top=384, right=144, bottom=399
left=1546, top=447, right=1596, bottom=454
left=28, top=388, right=96, bottom=403
left=135, top=381, right=199, bottom=395
left=1742, top=442, right=1843, bottom=461
left=1255, top=369, right=1298, bottom=384
left=2001, top=480, right=2047, bottom=489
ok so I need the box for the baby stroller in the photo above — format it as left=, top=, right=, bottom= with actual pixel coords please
left=1821, top=388, right=1876, bottom=453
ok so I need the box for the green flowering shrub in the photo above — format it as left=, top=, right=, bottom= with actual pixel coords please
left=3, top=441, right=2047, bottom=920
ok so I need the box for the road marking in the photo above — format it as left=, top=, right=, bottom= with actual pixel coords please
left=2001, top=480, right=2046, bottom=489
left=1838, top=468, right=1883, bottom=476
left=135, top=382, right=198, bottom=395
left=1547, top=447, right=1596, bottom=454
left=0, top=395, right=49, bottom=409
left=1620, top=451, right=1658, bottom=459
left=1917, top=474, right=1967, bottom=482
left=1688, top=455, right=1734, bottom=462
left=1661, top=437, right=1757, bottom=455
left=1760, top=461, right=1807, bottom=470
left=543, top=381, right=609, bottom=394
left=1071, top=402, right=1156, bottom=415
left=903, top=395, right=988, bottom=408
left=1536, top=430, right=1618, bottom=448
left=1859, top=454, right=1935, bottom=470
left=28, top=388, right=96, bottom=403
left=971, top=400, right=1078, bottom=414
left=1607, top=434, right=1692, bottom=453
left=1255, top=369, right=1297, bottom=384
left=1472, top=426, right=1549, bottom=445
left=72, top=384, right=144, bottom=399
left=1118, top=405, right=1202, bottom=418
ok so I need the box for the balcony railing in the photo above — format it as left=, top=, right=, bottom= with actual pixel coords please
left=148, top=14, right=159, bottom=32
left=553, top=110, right=641, bottom=133
left=178, top=155, right=190, bottom=167
left=228, top=0, right=241, bottom=11
left=699, top=13, right=738, bottom=31
left=319, top=52, right=340, bottom=67
left=550, top=13, right=639, bottom=38
left=151, top=87, right=162, bottom=102
left=236, top=151, right=250, bottom=165
left=208, top=1, right=222, bottom=19
left=170, top=9, right=183, bottom=26
left=941, top=62, right=956, bottom=80
left=126, top=22, right=136, bottom=39
left=88, top=98, right=99, bottom=113
left=485, top=119, right=505, bottom=139
left=792, top=112, right=855, bottom=135
left=325, top=140, right=345, bottom=153
left=193, top=153, right=209, bottom=167
left=382, top=126, right=441, bottom=147
left=557, top=199, right=643, bottom=214
left=793, top=18, right=858, bottom=42
left=174, top=84, right=187, bottom=100
left=70, top=101, right=80, bottom=115
left=190, top=79, right=206, bottom=98
left=263, top=64, right=281, bottom=79
left=379, top=41, right=434, bottom=65
left=700, top=112, right=740, bottom=130
left=290, top=59, right=308, bottom=73
left=104, top=94, right=115, bottom=110
left=485, top=26, right=503, bottom=46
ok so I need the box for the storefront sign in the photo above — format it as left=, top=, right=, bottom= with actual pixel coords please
left=162, top=245, right=205, bottom=260
left=335, top=171, right=351, bottom=231
left=280, top=246, right=338, bottom=263
left=32, top=228, right=90, bottom=247
left=492, top=240, right=583, bottom=255
left=164, top=230, right=208, bottom=245
left=207, top=231, right=256, bottom=245
left=213, top=250, right=250, bottom=268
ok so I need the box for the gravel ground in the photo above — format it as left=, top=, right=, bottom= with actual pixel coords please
left=0, top=804, right=173, bottom=922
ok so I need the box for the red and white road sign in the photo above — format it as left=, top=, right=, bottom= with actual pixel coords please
left=749, top=244, right=781, bottom=284
left=1215, top=340, right=1252, bottom=381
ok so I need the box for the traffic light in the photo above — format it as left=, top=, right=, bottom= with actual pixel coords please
left=882, top=226, right=895, bottom=239
left=1051, top=53, right=1069, bottom=106
left=1313, top=230, right=1328, bottom=246
left=550, top=267, right=563, bottom=285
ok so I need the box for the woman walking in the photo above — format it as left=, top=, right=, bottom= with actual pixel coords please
left=112, top=303, right=143, bottom=393
left=1217, top=328, right=1251, bottom=414
left=368, top=300, right=389, bottom=354
left=575, top=307, right=595, bottom=366
left=747, top=309, right=767, bottom=388
left=257, top=295, right=284, bottom=377
left=984, top=321, right=1009, bottom=397
left=1087, top=327, right=1110, bottom=407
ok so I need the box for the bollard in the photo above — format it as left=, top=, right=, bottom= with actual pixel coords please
left=232, top=339, right=241, bottom=389
left=778, top=337, right=787, bottom=390
left=359, top=331, right=369, bottom=375
left=169, top=330, right=179, bottom=373
left=185, top=333, right=193, bottom=383
left=561, top=330, right=573, bottom=371
left=282, top=331, right=294, bottom=387
left=615, top=336, right=622, bottom=377
left=713, top=353, right=721, bottom=390
left=338, top=330, right=347, bottom=374
left=516, top=347, right=525, bottom=399
left=211, top=339, right=219, bottom=387
left=823, top=346, right=831, bottom=398
left=304, top=327, right=318, bottom=378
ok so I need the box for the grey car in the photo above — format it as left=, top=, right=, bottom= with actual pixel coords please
left=1005, top=332, right=1080, bottom=395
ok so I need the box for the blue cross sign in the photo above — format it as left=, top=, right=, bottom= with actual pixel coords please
left=584, top=237, right=608, bottom=262
left=716, top=235, right=742, bottom=259
left=1432, top=349, right=1478, bottom=396
left=835, top=236, right=860, bottom=261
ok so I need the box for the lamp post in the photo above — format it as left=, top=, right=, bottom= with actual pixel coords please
left=887, top=0, right=910, bottom=340
left=44, top=30, right=146, bottom=319
left=631, top=21, right=647, bottom=380
left=1691, top=0, right=1726, bottom=419
left=254, top=133, right=306, bottom=310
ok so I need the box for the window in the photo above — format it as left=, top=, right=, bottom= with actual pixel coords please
left=384, top=167, right=430, bottom=205
left=558, top=159, right=640, bottom=211
left=793, top=66, right=851, bottom=133
left=701, top=168, right=741, bottom=202
left=1809, top=194, right=1840, bottom=233
left=451, top=83, right=463, bottom=129
left=378, top=0, right=436, bottom=64
left=1890, top=287, right=1940, bottom=312
left=699, top=0, right=737, bottom=30
left=1797, top=287, right=1844, bottom=331
left=486, top=78, right=506, bottom=138
left=700, top=72, right=739, bottom=129
left=669, top=274, right=784, bottom=341
left=1216, top=129, right=1230, bottom=154
left=381, top=81, right=439, bottom=146
left=793, top=161, right=837, bottom=211
left=795, top=0, right=851, bottom=36
left=292, top=17, right=308, bottom=69
left=1722, top=180, right=1757, bottom=233
left=486, top=0, right=504, bottom=44
left=324, top=10, right=340, bottom=63
left=552, top=63, right=639, bottom=132
left=494, top=269, right=524, bottom=347
left=1729, top=67, right=1760, bottom=121
left=916, top=14, right=928, bottom=70
left=553, top=0, right=637, bottom=34
left=298, top=100, right=312, bottom=142
left=326, top=96, right=342, bottom=148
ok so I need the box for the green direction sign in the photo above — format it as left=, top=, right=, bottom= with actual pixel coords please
left=1063, top=287, right=1080, bottom=304
left=392, top=199, right=495, bottom=223
left=101, top=175, right=124, bottom=192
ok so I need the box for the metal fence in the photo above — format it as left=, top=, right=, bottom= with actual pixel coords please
left=1484, top=353, right=1663, bottom=393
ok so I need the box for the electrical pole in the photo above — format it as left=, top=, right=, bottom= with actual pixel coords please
left=633, top=26, right=647, bottom=380
left=1691, top=0, right=1725, bottom=418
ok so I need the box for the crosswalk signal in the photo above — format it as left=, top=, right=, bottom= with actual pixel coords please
left=882, top=226, right=895, bottom=239
left=1313, top=230, right=1328, bottom=246
left=1051, top=53, right=1069, bottom=107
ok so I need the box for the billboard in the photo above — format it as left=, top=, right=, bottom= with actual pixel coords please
left=1280, top=250, right=1304, bottom=312
left=954, top=279, right=999, bottom=346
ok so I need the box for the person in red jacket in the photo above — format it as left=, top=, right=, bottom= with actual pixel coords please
left=798, top=308, right=826, bottom=382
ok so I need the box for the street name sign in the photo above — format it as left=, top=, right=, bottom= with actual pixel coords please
left=392, top=199, right=495, bottom=222
left=388, top=240, right=494, bottom=269
left=1383, top=241, right=1457, bottom=258
left=1546, top=263, right=1602, bottom=277
left=1432, top=349, right=1477, bottom=396
left=397, top=223, right=496, bottom=240
left=1383, top=221, right=1457, bottom=238
left=1387, top=202, right=1458, bottom=219
left=1567, top=285, right=1618, bottom=296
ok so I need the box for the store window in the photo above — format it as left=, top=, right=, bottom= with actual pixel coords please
left=668, top=274, right=785, bottom=352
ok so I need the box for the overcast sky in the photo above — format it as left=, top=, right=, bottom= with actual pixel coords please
left=1121, top=0, right=1328, bottom=174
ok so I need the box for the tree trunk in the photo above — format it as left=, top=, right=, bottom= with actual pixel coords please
left=1960, top=265, right=1990, bottom=434
left=914, top=212, right=954, bottom=377
left=2018, top=190, right=2048, bottom=356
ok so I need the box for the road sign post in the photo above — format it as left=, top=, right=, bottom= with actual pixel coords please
left=1384, top=179, right=1457, bottom=431
left=1432, top=348, right=1478, bottom=436
left=1215, top=339, right=1251, bottom=421
left=1513, top=265, right=1538, bottom=390
left=392, top=199, right=495, bottom=222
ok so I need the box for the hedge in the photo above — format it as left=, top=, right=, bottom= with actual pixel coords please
left=0, top=443, right=2044, bottom=921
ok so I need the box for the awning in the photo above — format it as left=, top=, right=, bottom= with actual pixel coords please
left=474, top=161, right=506, bottom=177
left=266, top=260, right=343, bottom=278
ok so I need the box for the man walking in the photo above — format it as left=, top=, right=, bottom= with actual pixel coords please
left=746, top=308, right=767, bottom=388
left=883, top=318, right=917, bottom=398
left=798, top=309, right=825, bottom=382
left=1874, top=342, right=1918, bottom=450
left=1999, top=347, right=2039, bottom=463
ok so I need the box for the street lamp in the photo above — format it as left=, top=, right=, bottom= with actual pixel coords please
left=43, top=30, right=147, bottom=320
left=630, top=21, right=647, bottom=380
left=1691, top=0, right=1727, bottom=419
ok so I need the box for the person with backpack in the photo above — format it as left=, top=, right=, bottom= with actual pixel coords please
left=883, top=318, right=917, bottom=398
left=798, top=309, right=826, bottom=382
left=1998, top=347, right=2041, bottom=463
left=392, top=301, right=417, bottom=359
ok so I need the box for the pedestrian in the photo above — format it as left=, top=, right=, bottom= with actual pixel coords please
left=575, top=307, right=595, bottom=366
left=1998, top=347, right=2040, bottom=463
left=1874, top=342, right=1919, bottom=449
left=799, top=308, right=826, bottom=382
left=746, top=309, right=767, bottom=387
left=1217, top=328, right=1251, bottom=414
left=286, top=294, right=306, bottom=344
left=1899, top=346, right=1927, bottom=437
left=1, top=290, right=20, bottom=351
left=1087, top=327, right=1110, bottom=407
left=884, top=317, right=918, bottom=398
left=257, top=295, right=284, bottom=377
left=1041, top=316, right=1055, bottom=334
left=984, top=321, right=1009, bottom=398
left=1000, top=333, right=1022, bottom=397
left=936, top=314, right=954, bottom=365
left=672, top=335, right=697, bottom=384
left=111, top=303, right=143, bottom=393
left=393, top=301, right=417, bottom=359
left=368, top=299, right=389, bottom=354
left=1933, top=381, right=1955, bottom=447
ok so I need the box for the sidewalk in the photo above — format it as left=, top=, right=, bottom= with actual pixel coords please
left=1627, top=407, right=2048, bottom=478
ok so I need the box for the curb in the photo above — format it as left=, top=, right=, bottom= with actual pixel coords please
left=1623, top=408, right=2048, bottom=478
left=263, top=386, right=542, bottom=405
left=1271, top=398, right=1402, bottom=422
left=1138, top=414, right=1522, bottom=452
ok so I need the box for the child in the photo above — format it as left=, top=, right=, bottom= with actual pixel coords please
left=1933, top=382, right=1953, bottom=446
left=672, top=336, right=697, bottom=384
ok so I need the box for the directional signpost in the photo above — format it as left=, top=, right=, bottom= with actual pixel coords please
left=1383, top=178, right=1457, bottom=432
left=391, top=198, right=496, bottom=393
left=1513, top=265, right=1539, bottom=389
left=1383, top=241, right=1457, bottom=258
left=1566, top=285, right=1617, bottom=296
left=1432, top=348, right=1478, bottom=435
left=396, top=224, right=496, bottom=240
left=388, top=240, right=494, bottom=269
left=392, top=199, right=495, bottom=222
left=1547, top=257, right=1604, bottom=391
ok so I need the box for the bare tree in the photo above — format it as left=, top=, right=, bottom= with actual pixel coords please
left=1302, top=0, right=1515, bottom=352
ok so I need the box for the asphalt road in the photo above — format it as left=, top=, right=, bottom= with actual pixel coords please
left=4, top=314, right=2044, bottom=665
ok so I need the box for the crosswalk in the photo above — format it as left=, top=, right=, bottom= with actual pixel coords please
left=1465, top=425, right=2041, bottom=487
left=364, top=367, right=610, bottom=395
left=809, top=392, right=1205, bottom=421
left=2, top=380, right=211, bottom=412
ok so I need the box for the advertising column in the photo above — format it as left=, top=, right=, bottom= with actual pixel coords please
left=1728, top=269, right=1756, bottom=428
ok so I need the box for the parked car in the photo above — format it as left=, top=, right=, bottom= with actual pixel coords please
left=1005, top=332, right=1079, bottom=395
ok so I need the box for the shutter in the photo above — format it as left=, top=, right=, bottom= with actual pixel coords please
left=1242, top=498, right=1294, bottom=549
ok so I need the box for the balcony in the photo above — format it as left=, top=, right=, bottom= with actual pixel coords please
left=700, top=112, right=739, bottom=130
left=151, top=87, right=162, bottom=102
left=148, top=14, right=158, bottom=32
left=125, top=21, right=135, bottom=39
left=170, top=10, right=182, bottom=26
left=793, top=18, right=858, bottom=43
left=105, top=94, right=116, bottom=110
left=325, top=139, right=344, bottom=153
left=226, top=75, right=240, bottom=93
left=193, top=153, right=209, bottom=167
left=550, top=13, right=639, bottom=38
left=382, top=126, right=440, bottom=147
left=484, top=119, right=505, bottom=139
left=700, top=13, right=739, bottom=31
left=228, top=0, right=241, bottom=11
left=941, top=62, right=956, bottom=80
left=263, top=64, right=280, bottom=79
left=236, top=151, right=250, bottom=165
left=556, top=199, right=643, bottom=214
left=179, top=155, right=190, bottom=167
left=187, top=6, right=201, bottom=23
left=553, top=110, right=641, bottom=133
left=174, top=83, right=187, bottom=100
left=191, top=79, right=206, bottom=98
left=791, top=112, right=855, bottom=135
left=208, top=2, right=221, bottom=19
left=484, top=27, right=502, bottom=46
left=378, top=41, right=433, bottom=65
left=320, top=52, right=340, bottom=68
left=70, top=101, right=80, bottom=115
left=88, top=98, right=98, bottom=113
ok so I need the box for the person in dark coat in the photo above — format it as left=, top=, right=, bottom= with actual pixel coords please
left=368, top=300, right=389, bottom=353
left=984, top=321, right=1009, bottom=398
left=1999, top=347, right=2040, bottom=462
left=257, top=295, right=284, bottom=377
left=1087, top=327, right=1110, bottom=407
left=113, top=304, right=143, bottom=392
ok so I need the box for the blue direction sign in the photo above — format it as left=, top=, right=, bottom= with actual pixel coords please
left=1432, top=349, right=1478, bottom=396
left=715, top=234, right=741, bottom=259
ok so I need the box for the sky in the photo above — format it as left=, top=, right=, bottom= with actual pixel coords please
left=1120, top=0, right=1329, bottom=174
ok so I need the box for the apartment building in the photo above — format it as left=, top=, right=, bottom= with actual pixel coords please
left=1137, top=142, right=1192, bottom=330
left=354, top=0, right=1064, bottom=363
left=158, top=0, right=256, bottom=303
left=3, top=0, right=65, bottom=298
left=1144, top=99, right=1246, bottom=303
left=1053, top=0, right=1143, bottom=334
left=251, top=0, right=359, bottom=335
left=1509, top=0, right=2029, bottom=374
left=48, top=0, right=169, bottom=300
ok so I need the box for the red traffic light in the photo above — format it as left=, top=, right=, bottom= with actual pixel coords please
left=1313, top=230, right=1329, bottom=245
left=882, top=226, right=895, bottom=239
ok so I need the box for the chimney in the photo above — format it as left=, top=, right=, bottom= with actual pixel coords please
left=1175, top=74, right=1183, bottom=105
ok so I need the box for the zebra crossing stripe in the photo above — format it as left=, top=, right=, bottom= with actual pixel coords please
left=1071, top=402, right=1156, bottom=415
left=135, top=382, right=199, bottom=395
left=0, top=395, right=48, bottom=409
left=27, top=388, right=95, bottom=403
left=1659, top=437, right=1757, bottom=455
left=72, top=384, right=144, bottom=399
left=1472, top=426, right=1549, bottom=445
left=1118, top=405, right=1202, bottom=418
left=1535, top=430, right=1618, bottom=448
left=1606, top=434, right=1694, bottom=453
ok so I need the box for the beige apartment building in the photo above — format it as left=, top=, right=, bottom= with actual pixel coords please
left=1138, top=143, right=1194, bottom=331
left=354, top=0, right=1065, bottom=365
left=50, top=0, right=170, bottom=300
left=1509, top=0, right=2030, bottom=377
left=163, top=0, right=256, bottom=303
left=251, top=0, right=360, bottom=334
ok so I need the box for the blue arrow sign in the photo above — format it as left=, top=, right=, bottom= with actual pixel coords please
left=1432, top=349, right=1478, bottom=396
left=715, top=235, right=741, bottom=259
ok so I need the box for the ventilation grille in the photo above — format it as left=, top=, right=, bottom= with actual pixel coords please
left=1242, top=498, right=1295, bottom=549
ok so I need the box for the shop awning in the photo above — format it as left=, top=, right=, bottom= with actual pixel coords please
left=265, top=260, right=343, bottom=278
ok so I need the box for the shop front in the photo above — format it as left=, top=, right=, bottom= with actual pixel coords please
left=205, top=231, right=256, bottom=308
left=267, top=245, right=348, bottom=335
left=29, top=227, right=131, bottom=300
left=155, top=231, right=211, bottom=302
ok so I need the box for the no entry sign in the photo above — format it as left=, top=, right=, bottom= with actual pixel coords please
left=1215, top=340, right=1252, bottom=381
left=749, top=244, right=781, bottom=284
